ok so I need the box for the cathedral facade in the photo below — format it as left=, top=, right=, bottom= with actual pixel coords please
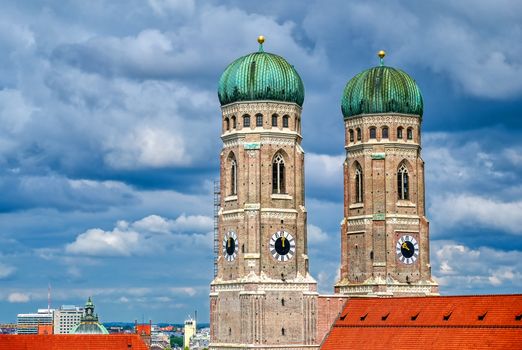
left=210, top=38, right=437, bottom=350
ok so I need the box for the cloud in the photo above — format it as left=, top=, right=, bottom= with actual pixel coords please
left=421, top=131, right=522, bottom=236
left=432, top=240, right=522, bottom=293
left=103, top=126, right=189, bottom=169
left=65, top=213, right=213, bottom=256
left=308, top=224, right=329, bottom=244
left=0, top=175, right=137, bottom=212
left=148, top=0, right=195, bottom=16
left=8, top=292, right=30, bottom=303
left=306, top=153, right=344, bottom=188
left=430, top=194, right=522, bottom=235
left=0, top=263, right=15, bottom=279
left=303, top=0, right=522, bottom=99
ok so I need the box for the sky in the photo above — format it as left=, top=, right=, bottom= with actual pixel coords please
left=0, top=0, right=521, bottom=323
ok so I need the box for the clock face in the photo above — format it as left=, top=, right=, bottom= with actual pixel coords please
left=269, top=231, right=296, bottom=262
left=222, top=231, right=238, bottom=261
left=396, top=235, right=419, bottom=264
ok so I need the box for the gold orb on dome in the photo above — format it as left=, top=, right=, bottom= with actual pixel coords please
left=258, top=35, right=265, bottom=44
left=378, top=50, right=386, bottom=59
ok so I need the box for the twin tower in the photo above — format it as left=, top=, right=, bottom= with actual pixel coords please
left=210, top=38, right=438, bottom=350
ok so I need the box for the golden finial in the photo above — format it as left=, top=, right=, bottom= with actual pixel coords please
left=378, top=50, right=386, bottom=66
left=257, top=35, right=265, bottom=45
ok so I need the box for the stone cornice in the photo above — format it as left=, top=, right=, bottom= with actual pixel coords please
left=344, top=113, right=421, bottom=128
left=221, top=101, right=302, bottom=117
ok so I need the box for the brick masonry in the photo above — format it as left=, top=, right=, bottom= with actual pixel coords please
left=335, top=113, right=439, bottom=296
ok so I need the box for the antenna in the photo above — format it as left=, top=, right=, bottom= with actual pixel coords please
left=47, top=282, right=51, bottom=312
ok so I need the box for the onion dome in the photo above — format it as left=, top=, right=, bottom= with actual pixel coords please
left=341, top=51, right=423, bottom=119
left=70, top=297, right=109, bottom=334
left=218, top=36, right=304, bottom=107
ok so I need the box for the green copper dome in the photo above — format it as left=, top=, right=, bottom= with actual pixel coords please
left=341, top=62, right=423, bottom=119
left=218, top=40, right=304, bottom=107
left=70, top=297, right=108, bottom=335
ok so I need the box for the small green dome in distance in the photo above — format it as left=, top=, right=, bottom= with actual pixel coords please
left=218, top=36, right=305, bottom=107
left=341, top=51, right=423, bottom=119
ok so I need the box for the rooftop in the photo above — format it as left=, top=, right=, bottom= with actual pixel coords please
left=0, top=334, right=149, bottom=350
left=321, top=294, right=522, bottom=350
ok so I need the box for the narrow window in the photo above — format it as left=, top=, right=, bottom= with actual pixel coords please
left=407, top=127, right=413, bottom=140
left=272, top=114, right=278, bottom=127
left=296, top=118, right=300, bottom=133
left=231, top=116, right=236, bottom=129
left=225, top=118, right=230, bottom=131
left=282, top=115, right=289, bottom=128
left=397, top=127, right=403, bottom=140
left=356, top=128, right=361, bottom=141
left=230, top=158, right=237, bottom=195
left=398, top=164, right=409, bottom=200
left=281, top=328, right=285, bottom=336
left=369, top=127, right=376, bottom=139
left=281, top=298, right=285, bottom=306
left=256, top=114, right=263, bottom=127
left=349, top=129, right=354, bottom=142
left=243, top=115, right=250, bottom=127
left=355, top=165, right=363, bottom=203
left=382, top=127, right=389, bottom=139
left=272, top=154, right=285, bottom=194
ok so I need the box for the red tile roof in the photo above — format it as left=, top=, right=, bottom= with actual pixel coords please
left=135, top=324, right=151, bottom=336
left=0, top=334, right=149, bottom=350
left=321, top=294, right=522, bottom=350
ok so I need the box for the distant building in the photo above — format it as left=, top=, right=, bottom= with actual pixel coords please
left=183, top=317, right=196, bottom=349
left=189, top=327, right=210, bottom=350
left=69, top=297, right=108, bottom=334
left=17, top=309, right=54, bottom=334
left=53, top=305, right=83, bottom=334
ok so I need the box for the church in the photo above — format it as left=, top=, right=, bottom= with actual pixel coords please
left=209, top=37, right=522, bottom=350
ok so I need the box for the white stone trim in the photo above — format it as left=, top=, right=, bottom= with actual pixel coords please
left=224, top=195, right=238, bottom=202
left=271, top=194, right=293, bottom=200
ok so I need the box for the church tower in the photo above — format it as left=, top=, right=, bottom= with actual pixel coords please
left=210, top=37, right=318, bottom=350
left=335, top=51, right=439, bottom=296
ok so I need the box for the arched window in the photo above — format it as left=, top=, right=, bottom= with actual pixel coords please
left=230, top=159, right=237, bottom=195
left=272, top=153, right=285, bottom=194
left=382, top=126, right=389, bottom=139
left=256, top=114, right=263, bottom=127
left=407, top=127, right=413, bottom=140
left=296, top=118, right=301, bottom=133
left=225, top=118, right=230, bottom=131
left=243, top=115, right=251, bottom=127
left=272, top=114, right=278, bottom=127
left=349, top=129, right=354, bottom=142
left=281, top=328, right=285, bottom=336
left=369, top=127, right=376, bottom=139
left=397, top=127, right=403, bottom=140
left=229, top=154, right=237, bottom=196
left=354, top=164, right=363, bottom=203
left=356, top=128, right=361, bottom=141
left=282, top=115, right=289, bottom=128
left=281, top=298, right=285, bottom=306
left=231, top=116, right=236, bottom=129
left=397, top=164, right=409, bottom=200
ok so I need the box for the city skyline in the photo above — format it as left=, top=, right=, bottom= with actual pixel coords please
left=0, top=0, right=521, bottom=322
